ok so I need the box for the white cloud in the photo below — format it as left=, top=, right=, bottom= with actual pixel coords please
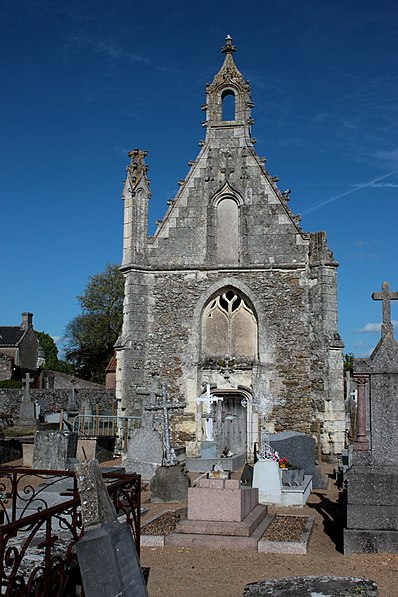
left=358, top=320, right=398, bottom=333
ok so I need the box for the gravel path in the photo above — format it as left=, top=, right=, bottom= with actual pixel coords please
left=140, top=466, right=398, bottom=597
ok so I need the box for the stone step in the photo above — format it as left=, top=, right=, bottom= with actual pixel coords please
left=175, top=504, right=268, bottom=537
left=165, top=513, right=274, bottom=551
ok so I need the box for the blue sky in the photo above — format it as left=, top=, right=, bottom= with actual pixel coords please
left=1, top=0, right=397, bottom=357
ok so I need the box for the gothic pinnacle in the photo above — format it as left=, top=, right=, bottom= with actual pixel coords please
left=221, top=34, right=236, bottom=54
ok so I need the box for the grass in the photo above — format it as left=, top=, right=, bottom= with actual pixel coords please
left=3, top=426, right=36, bottom=438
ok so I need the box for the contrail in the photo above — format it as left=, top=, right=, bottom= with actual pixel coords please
left=302, top=170, right=398, bottom=215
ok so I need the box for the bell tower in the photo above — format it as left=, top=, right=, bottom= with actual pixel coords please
left=204, top=35, right=254, bottom=138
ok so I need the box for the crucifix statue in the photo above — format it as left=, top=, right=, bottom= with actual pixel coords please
left=257, top=392, right=286, bottom=460
left=195, top=383, right=223, bottom=442
left=372, top=281, right=398, bottom=339
left=145, top=383, right=185, bottom=466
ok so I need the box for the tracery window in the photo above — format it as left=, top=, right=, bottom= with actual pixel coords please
left=202, top=289, right=257, bottom=359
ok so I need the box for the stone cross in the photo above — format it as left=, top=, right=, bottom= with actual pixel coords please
left=145, top=383, right=185, bottom=466
left=372, top=281, right=398, bottom=339
left=19, top=373, right=36, bottom=426
left=22, top=373, right=34, bottom=400
left=195, top=383, right=223, bottom=441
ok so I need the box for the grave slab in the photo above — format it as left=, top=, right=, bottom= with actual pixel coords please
left=243, top=576, right=378, bottom=596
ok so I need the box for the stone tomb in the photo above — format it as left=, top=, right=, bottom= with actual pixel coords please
left=166, top=478, right=271, bottom=550
left=345, top=281, right=398, bottom=554
left=252, top=459, right=312, bottom=507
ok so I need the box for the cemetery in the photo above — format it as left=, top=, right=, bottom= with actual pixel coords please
left=0, top=277, right=397, bottom=595
left=1, top=36, right=398, bottom=597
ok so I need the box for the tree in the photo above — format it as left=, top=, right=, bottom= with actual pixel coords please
left=64, top=263, right=124, bottom=383
left=344, top=352, right=354, bottom=372
left=35, top=331, right=59, bottom=370
left=35, top=331, right=74, bottom=373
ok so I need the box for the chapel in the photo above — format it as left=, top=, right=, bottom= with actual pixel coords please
left=116, top=36, right=345, bottom=462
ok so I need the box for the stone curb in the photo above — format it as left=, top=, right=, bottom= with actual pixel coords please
left=257, top=515, right=315, bottom=554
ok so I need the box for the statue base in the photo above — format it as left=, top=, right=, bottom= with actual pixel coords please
left=201, top=441, right=217, bottom=459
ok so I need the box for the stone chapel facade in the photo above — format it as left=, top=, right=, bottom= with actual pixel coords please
left=116, top=37, right=345, bottom=462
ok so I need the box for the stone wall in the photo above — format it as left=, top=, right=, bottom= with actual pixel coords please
left=0, top=354, right=13, bottom=381
left=0, top=389, right=116, bottom=418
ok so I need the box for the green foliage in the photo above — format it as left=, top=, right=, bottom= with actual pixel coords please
left=344, top=352, right=354, bottom=372
left=4, top=426, right=36, bottom=437
left=0, top=380, right=22, bottom=389
left=64, top=263, right=124, bottom=383
left=34, top=331, right=74, bottom=374
left=35, top=331, right=59, bottom=370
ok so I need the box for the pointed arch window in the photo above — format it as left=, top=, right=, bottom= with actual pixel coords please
left=216, top=197, right=239, bottom=265
left=202, top=289, right=258, bottom=359
left=221, top=89, right=236, bottom=121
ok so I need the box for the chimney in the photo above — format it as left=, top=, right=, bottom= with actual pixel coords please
left=21, top=312, right=33, bottom=330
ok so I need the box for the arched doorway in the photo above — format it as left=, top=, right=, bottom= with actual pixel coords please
left=214, top=390, right=250, bottom=456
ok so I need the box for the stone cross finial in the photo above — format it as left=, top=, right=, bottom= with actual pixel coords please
left=372, top=281, right=398, bottom=338
left=221, top=34, right=236, bottom=54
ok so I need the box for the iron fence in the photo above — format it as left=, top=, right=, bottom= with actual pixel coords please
left=0, top=467, right=141, bottom=596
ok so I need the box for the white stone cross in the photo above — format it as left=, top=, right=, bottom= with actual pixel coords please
left=195, top=384, right=223, bottom=441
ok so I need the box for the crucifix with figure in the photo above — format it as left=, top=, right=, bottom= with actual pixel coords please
left=195, top=384, right=223, bottom=442
left=372, top=280, right=398, bottom=339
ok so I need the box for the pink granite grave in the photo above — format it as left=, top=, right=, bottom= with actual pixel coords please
left=166, top=477, right=272, bottom=551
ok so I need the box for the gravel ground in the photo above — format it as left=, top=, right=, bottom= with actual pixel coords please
left=140, top=466, right=398, bottom=597
left=262, top=515, right=308, bottom=542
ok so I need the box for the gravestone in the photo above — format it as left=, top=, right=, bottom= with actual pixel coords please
left=269, top=431, right=315, bottom=476
left=32, top=430, right=78, bottom=470
left=345, top=281, right=398, bottom=554
left=150, top=463, right=191, bottom=502
left=123, top=426, right=163, bottom=481
left=75, top=460, right=147, bottom=597
left=18, top=373, right=36, bottom=426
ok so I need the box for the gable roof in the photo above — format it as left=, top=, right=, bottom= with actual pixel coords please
left=0, top=327, right=26, bottom=347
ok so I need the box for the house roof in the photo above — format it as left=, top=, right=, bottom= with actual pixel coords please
left=0, top=326, right=26, bottom=347
left=105, top=353, right=117, bottom=374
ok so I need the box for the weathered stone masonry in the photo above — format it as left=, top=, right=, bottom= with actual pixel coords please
left=116, top=36, right=345, bottom=461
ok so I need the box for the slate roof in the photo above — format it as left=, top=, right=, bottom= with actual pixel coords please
left=0, top=327, right=25, bottom=347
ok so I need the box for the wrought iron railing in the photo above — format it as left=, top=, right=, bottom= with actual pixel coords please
left=0, top=467, right=141, bottom=596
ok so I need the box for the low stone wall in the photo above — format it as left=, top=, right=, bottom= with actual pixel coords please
left=0, top=389, right=116, bottom=418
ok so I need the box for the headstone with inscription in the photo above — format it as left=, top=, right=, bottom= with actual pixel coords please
left=75, top=460, right=148, bottom=597
left=345, top=281, right=398, bottom=554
